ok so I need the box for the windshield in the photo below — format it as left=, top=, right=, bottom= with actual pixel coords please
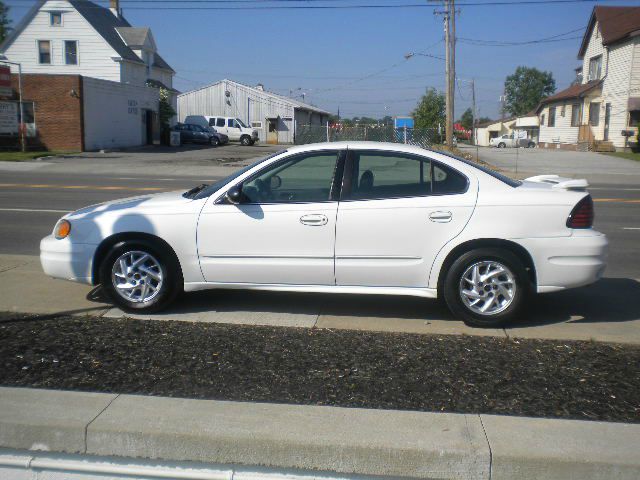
left=236, top=118, right=248, bottom=128
left=190, top=150, right=287, bottom=200
left=435, top=150, right=522, bottom=188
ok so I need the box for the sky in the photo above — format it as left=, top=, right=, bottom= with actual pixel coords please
left=6, top=0, right=640, bottom=120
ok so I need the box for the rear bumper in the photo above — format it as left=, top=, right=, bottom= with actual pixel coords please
left=516, top=231, right=608, bottom=293
left=40, top=235, right=97, bottom=285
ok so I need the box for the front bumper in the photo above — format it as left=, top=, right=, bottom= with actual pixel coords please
left=40, top=235, right=98, bottom=285
left=516, top=231, right=608, bottom=293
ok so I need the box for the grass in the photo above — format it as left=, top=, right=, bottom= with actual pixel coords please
left=0, top=151, right=77, bottom=162
left=602, top=151, right=640, bottom=161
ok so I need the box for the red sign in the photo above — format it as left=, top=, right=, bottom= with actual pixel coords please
left=0, top=65, right=12, bottom=97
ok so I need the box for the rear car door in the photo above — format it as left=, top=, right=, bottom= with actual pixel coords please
left=334, top=149, right=478, bottom=288
left=197, top=149, right=344, bottom=285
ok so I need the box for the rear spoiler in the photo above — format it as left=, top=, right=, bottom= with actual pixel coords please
left=524, top=175, right=589, bottom=191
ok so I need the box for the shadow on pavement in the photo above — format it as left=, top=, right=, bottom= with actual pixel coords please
left=88, top=277, right=640, bottom=328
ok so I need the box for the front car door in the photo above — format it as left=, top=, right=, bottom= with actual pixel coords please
left=197, top=149, right=344, bottom=285
left=334, top=149, right=478, bottom=288
left=227, top=118, right=241, bottom=141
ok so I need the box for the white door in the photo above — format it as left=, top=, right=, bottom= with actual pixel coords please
left=226, top=118, right=242, bottom=141
left=197, top=150, right=342, bottom=285
left=335, top=150, right=478, bottom=288
left=214, top=117, right=228, bottom=137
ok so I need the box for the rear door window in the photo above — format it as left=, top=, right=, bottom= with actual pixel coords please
left=216, top=118, right=225, bottom=127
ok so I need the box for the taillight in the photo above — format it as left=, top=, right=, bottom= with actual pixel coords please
left=566, top=195, right=594, bottom=229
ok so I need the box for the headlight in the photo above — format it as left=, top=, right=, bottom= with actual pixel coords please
left=54, top=219, right=71, bottom=239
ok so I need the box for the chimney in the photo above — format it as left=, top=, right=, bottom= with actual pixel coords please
left=110, top=0, right=120, bottom=17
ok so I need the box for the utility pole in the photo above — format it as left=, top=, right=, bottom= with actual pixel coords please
left=435, top=1, right=455, bottom=147
left=471, top=78, right=476, bottom=145
left=449, top=0, right=456, bottom=148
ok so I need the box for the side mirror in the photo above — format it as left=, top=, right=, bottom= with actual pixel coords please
left=226, top=184, right=244, bottom=204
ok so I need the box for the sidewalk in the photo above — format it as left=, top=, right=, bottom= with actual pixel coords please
left=2, top=254, right=640, bottom=344
left=1, top=387, right=638, bottom=479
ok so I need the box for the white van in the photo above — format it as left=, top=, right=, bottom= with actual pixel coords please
left=184, top=115, right=259, bottom=145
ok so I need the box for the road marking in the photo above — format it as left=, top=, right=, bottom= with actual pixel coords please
left=0, top=208, right=70, bottom=213
left=623, top=227, right=640, bottom=230
left=593, top=198, right=640, bottom=203
left=0, top=183, right=165, bottom=191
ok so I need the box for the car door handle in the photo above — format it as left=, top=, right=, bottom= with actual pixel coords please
left=300, top=214, right=328, bottom=226
left=429, top=211, right=452, bottom=223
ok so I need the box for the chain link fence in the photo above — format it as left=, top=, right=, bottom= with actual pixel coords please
left=295, top=125, right=440, bottom=149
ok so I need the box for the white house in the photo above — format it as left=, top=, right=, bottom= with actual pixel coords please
left=474, top=118, right=515, bottom=146
left=537, top=6, right=640, bottom=151
left=178, top=79, right=330, bottom=144
left=0, top=0, right=175, bottom=150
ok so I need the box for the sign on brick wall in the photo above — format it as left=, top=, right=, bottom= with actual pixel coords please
left=0, top=66, right=12, bottom=97
left=0, top=101, right=18, bottom=134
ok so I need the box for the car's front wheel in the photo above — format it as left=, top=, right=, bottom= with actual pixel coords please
left=443, top=248, right=530, bottom=327
left=99, top=241, right=182, bottom=313
left=498, top=142, right=506, bottom=148
left=210, top=136, right=220, bottom=146
left=240, top=135, right=253, bottom=146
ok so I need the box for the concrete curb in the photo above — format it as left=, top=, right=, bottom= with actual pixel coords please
left=0, top=387, right=639, bottom=479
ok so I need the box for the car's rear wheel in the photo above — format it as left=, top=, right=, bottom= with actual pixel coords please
left=99, top=241, right=182, bottom=313
left=443, top=248, right=530, bottom=327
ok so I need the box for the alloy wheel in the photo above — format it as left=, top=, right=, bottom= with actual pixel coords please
left=111, top=250, right=163, bottom=303
left=459, top=261, right=516, bottom=316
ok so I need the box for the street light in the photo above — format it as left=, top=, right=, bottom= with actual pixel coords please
left=0, top=54, right=26, bottom=152
left=404, top=52, right=445, bottom=61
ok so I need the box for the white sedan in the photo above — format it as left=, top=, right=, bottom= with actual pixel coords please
left=40, top=142, right=607, bottom=327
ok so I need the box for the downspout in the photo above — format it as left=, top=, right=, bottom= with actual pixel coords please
left=79, top=75, right=85, bottom=151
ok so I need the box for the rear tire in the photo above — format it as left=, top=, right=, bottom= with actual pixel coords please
left=443, top=248, right=530, bottom=328
left=99, top=240, right=182, bottom=313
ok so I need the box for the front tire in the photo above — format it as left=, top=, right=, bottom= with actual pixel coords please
left=210, top=136, right=220, bottom=146
left=443, top=248, right=530, bottom=327
left=498, top=142, right=506, bottom=148
left=99, top=241, right=182, bottom=313
left=240, top=135, right=253, bottom=146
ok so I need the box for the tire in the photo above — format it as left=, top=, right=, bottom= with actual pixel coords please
left=210, top=136, right=220, bottom=146
left=498, top=142, right=506, bottom=148
left=443, top=248, right=530, bottom=328
left=528, top=142, right=535, bottom=148
left=99, top=240, right=182, bottom=313
left=240, top=135, right=252, bottom=146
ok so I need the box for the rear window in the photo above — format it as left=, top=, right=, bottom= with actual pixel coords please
left=435, top=150, right=522, bottom=188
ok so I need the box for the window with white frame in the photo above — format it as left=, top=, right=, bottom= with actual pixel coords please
left=38, top=40, right=51, bottom=64
left=571, top=103, right=581, bottom=127
left=50, top=12, right=62, bottom=26
left=588, top=55, right=602, bottom=81
left=64, top=40, right=78, bottom=65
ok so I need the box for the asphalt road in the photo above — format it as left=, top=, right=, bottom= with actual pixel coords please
left=0, top=168, right=638, bottom=279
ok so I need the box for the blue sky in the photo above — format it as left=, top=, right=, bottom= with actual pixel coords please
left=7, top=0, right=640, bottom=120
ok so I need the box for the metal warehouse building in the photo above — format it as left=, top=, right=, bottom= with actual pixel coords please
left=177, top=79, right=330, bottom=144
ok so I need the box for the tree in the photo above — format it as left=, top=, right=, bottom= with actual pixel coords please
left=412, top=88, right=445, bottom=129
left=504, top=66, right=555, bottom=117
left=476, top=116, right=491, bottom=125
left=458, top=108, right=473, bottom=130
left=0, top=2, right=10, bottom=44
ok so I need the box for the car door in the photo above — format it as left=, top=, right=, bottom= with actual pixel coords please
left=197, top=149, right=344, bottom=285
left=215, top=117, right=228, bottom=137
left=334, top=149, right=478, bottom=288
left=227, top=118, right=241, bottom=141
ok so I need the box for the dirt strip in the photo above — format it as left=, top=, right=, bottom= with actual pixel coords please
left=1, top=312, right=638, bottom=423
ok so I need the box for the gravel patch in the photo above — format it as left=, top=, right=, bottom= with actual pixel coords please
left=1, top=312, right=638, bottom=423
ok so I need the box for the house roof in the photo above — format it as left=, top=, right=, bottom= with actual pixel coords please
left=578, top=6, right=640, bottom=59
left=115, top=27, right=152, bottom=48
left=535, top=80, right=601, bottom=111
left=0, top=0, right=174, bottom=72
left=179, top=79, right=331, bottom=115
